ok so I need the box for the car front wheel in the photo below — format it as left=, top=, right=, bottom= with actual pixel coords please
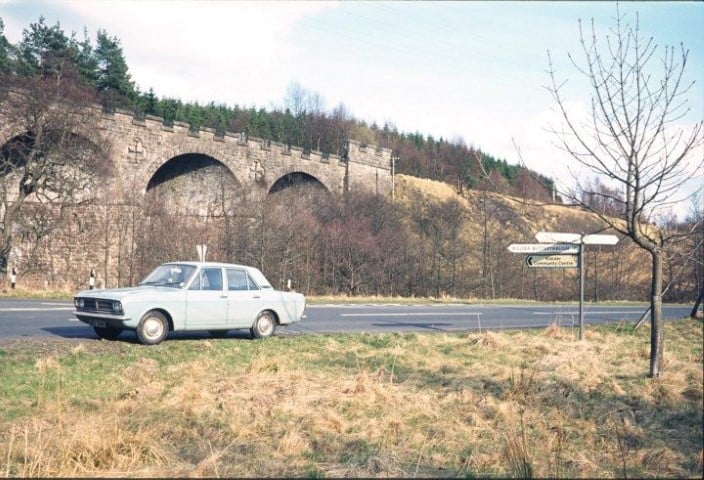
left=251, top=311, right=276, bottom=339
left=136, top=310, right=169, bottom=345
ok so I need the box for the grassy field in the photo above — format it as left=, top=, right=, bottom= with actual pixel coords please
left=1, top=320, right=702, bottom=478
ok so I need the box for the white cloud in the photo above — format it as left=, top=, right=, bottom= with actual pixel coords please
left=59, top=0, right=336, bottom=105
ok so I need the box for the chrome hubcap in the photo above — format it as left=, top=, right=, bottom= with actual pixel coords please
left=258, top=315, right=273, bottom=335
left=144, top=317, right=163, bottom=339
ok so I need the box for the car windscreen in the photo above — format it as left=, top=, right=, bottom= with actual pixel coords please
left=138, top=264, right=196, bottom=288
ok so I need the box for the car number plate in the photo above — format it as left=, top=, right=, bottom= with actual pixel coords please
left=92, top=319, right=106, bottom=328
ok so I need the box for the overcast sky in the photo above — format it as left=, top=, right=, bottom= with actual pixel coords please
left=1, top=0, right=702, bottom=218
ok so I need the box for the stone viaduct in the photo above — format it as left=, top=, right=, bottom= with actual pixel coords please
left=1, top=104, right=393, bottom=289
left=103, top=109, right=393, bottom=202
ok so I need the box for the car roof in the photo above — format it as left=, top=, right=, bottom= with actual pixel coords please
left=163, top=261, right=256, bottom=270
left=163, top=262, right=273, bottom=288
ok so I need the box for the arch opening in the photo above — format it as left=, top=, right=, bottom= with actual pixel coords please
left=2, top=130, right=105, bottom=198
left=145, top=153, right=242, bottom=217
left=268, top=172, right=328, bottom=196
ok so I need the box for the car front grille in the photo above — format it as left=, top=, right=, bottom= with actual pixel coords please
left=81, top=298, right=115, bottom=314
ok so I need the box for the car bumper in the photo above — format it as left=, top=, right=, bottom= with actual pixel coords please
left=74, top=311, right=134, bottom=329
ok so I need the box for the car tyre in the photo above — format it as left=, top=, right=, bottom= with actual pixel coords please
left=209, top=330, right=230, bottom=338
left=250, top=311, right=276, bottom=339
left=93, top=326, right=122, bottom=341
left=136, top=310, right=169, bottom=345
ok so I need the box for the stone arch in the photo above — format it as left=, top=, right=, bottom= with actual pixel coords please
left=144, top=153, right=243, bottom=217
left=268, top=171, right=329, bottom=195
left=1, top=129, right=104, bottom=197
left=1, top=132, right=34, bottom=171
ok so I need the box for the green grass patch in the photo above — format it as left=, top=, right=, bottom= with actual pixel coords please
left=0, top=320, right=701, bottom=477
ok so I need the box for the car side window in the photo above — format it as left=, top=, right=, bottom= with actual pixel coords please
left=226, top=269, right=248, bottom=291
left=202, top=268, right=223, bottom=291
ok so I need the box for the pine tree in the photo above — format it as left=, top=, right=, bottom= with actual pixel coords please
left=15, top=16, right=71, bottom=78
left=72, top=27, right=98, bottom=86
left=0, top=18, right=14, bottom=73
left=94, top=29, right=134, bottom=109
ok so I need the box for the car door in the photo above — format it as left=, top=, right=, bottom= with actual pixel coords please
left=225, top=268, right=264, bottom=328
left=185, top=267, right=229, bottom=328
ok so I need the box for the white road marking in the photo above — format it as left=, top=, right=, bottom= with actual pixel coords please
left=309, top=304, right=469, bottom=308
left=0, top=307, right=74, bottom=312
left=340, top=312, right=482, bottom=317
left=533, top=311, right=640, bottom=315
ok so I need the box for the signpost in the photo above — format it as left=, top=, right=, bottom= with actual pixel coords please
left=509, top=231, right=620, bottom=340
left=525, top=254, right=579, bottom=268
left=196, top=244, right=208, bottom=262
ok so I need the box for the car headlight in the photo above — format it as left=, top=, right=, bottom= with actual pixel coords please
left=112, top=301, right=124, bottom=315
left=74, top=298, right=85, bottom=309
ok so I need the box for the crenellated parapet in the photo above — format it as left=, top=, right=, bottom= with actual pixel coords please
left=96, top=108, right=391, bottom=194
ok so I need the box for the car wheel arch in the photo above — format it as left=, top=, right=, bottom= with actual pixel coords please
left=250, top=309, right=278, bottom=339
left=147, top=308, right=173, bottom=331
left=259, top=309, right=280, bottom=325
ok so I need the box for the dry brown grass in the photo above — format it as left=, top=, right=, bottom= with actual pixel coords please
left=1, top=320, right=702, bottom=478
left=394, top=174, right=655, bottom=292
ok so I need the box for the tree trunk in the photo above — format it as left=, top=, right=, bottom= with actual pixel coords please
left=649, top=250, right=664, bottom=378
left=691, top=285, right=704, bottom=319
left=0, top=243, right=9, bottom=277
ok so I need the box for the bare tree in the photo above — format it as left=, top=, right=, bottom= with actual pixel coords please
left=688, top=193, right=704, bottom=318
left=0, top=73, right=112, bottom=278
left=546, top=7, right=704, bottom=377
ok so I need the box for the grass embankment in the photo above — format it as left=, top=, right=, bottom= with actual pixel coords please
left=0, top=287, right=668, bottom=308
left=0, top=288, right=74, bottom=300
left=1, top=321, right=702, bottom=478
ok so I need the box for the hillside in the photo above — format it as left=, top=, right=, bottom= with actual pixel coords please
left=1, top=171, right=661, bottom=302
left=394, top=174, right=652, bottom=301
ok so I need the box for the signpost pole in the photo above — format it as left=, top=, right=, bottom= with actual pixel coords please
left=196, top=244, right=207, bottom=262
left=579, top=233, right=584, bottom=341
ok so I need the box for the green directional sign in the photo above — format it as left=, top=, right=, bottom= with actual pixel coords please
left=525, top=254, right=579, bottom=268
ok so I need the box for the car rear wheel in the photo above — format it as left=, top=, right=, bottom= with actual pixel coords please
left=137, top=310, right=169, bottom=345
left=251, top=311, right=276, bottom=339
left=93, top=326, right=122, bottom=341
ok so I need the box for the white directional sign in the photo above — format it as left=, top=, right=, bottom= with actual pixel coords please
left=582, top=234, right=619, bottom=245
left=525, top=254, right=579, bottom=268
left=535, top=231, right=619, bottom=246
left=535, top=232, right=580, bottom=243
left=507, top=243, right=580, bottom=254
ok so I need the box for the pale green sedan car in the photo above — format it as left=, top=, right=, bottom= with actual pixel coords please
left=73, top=262, right=306, bottom=345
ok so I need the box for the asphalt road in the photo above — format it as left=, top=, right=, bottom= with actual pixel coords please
left=0, top=298, right=692, bottom=343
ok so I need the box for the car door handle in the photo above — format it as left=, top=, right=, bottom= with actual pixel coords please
left=252, top=295, right=261, bottom=299
left=220, top=295, right=228, bottom=299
